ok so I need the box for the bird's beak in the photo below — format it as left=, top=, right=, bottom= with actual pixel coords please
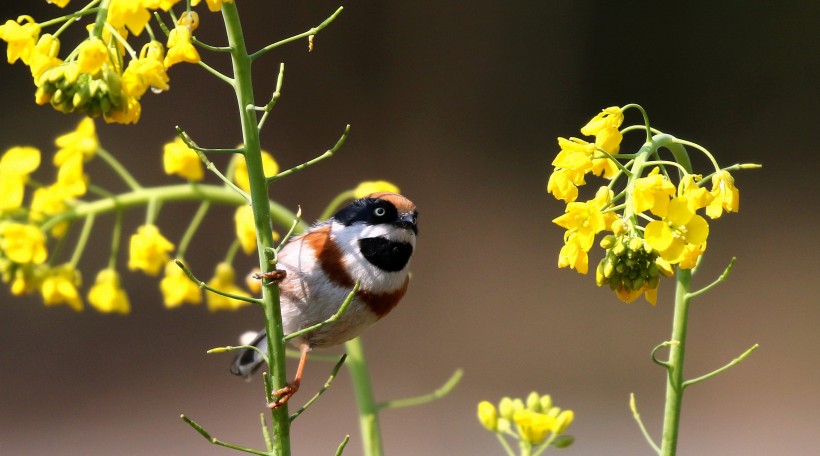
left=395, top=213, right=418, bottom=234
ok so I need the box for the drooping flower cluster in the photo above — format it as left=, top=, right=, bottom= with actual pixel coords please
left=0, top=0, right=232, bottom=123
left=478, top=392, right=574, bottom=453
left=548, top=105, right=748, bottom=304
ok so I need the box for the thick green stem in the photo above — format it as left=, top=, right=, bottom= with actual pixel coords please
left=222, top=4, right=291, bottom=455
left=660, top=268, right=692, bottom=456
left=344, top=338, right=384, bottom=456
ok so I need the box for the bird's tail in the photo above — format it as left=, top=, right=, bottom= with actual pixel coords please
left=229, top=329, right=268, bottom=379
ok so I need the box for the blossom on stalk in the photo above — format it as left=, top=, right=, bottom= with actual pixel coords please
left=706, top=170, right=739, bottom=219
left=88, top=269, right=131, bottom=314
left=645, top=196, right=709, bottom=265
left=0, top=222, right=48, bottom=265
left=0, top=146, right=40, bottom=212
left=477, top=391, right=574, bottom=452
left=40, top=264, right=82, bottom=311
left=128, top=224, right=175, bottom=276
left=206, top=262, right=251, bottom=311
left=631, top=167, right=676, bottom=216
left=29, top=34, right=62, bottom=80
left=76, top=37, right=108, bottom=75
left=0, top=16, right=40, bottom=65
left=164, top=25, right=200, bottom=68
left=553, top=186, right=614, bottom=274
left=29, top=185, right=69, bottom=237
left=163, top=136, right=203, bottom=181
left=122, top=41, right=170, bottom=98
left=159, top=260, right=202, bottom=308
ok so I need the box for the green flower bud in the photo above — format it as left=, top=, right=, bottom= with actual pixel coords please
left=526, top=391, right=541, bottom=412
left=553, top=434, right=575, bottom=449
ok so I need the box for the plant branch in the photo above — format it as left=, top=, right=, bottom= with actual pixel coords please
left=682, top=344, right=759, bottom=388
left=289, top=354, right=348, bottom=422
left=180, top=414, right=268, bottom=455
left=267, top=125, right=349, bottom=184
left=284, top=281, right=360, bottom=342
left=686, top=257, right=736, bottom=300
left=250, top=7, right=344, bottom=61
left=174, top=259, right=262, bottom=305
left=630, top=393, right=661, bottom=455
left=376, top=369, right=463, bottom=410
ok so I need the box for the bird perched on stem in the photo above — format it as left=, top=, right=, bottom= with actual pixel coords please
left=231, top=192, right=418, bottom=408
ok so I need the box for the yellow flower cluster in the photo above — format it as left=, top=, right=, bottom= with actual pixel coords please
left=478, top=392, right=574, bottom=452
left=0, top=0, right=233, bottom=123
left=0, top=119, right=257, bottom=314
left=548, top=105, right=743, bottom=304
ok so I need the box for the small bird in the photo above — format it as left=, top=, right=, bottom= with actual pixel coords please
left=230, top=192, right=418, bottom=408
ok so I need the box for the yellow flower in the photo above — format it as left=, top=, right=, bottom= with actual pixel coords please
left=107, top=0, right=152, bottom=36
left=176, top=11, right=200, bottom=31
left=51, top=0, right=72, bottom=7
left=54, top=117, right=98, bottom=164
left=353, top=180, right=400, bottom=199
left=553, top=137, right=594, bottom=174
left=631, top=167, right=676, bottom=216
left=645, top=196, right=709, bottom=265
left=192, top=0, right=234, bottom=13
left=164, top=25, right=200, bottom=67
left=477, top=401, right=498, bottom=431
left=128, top=224, right=175, bottom=276
left=159, top=260, right=202, bottom=308
left=233, top=151, right=279, bottom=193
left=88, top=269, right=131, bottom=314
left=55, top=154, right=88, bottom=198
left=705, top=170, right=739, bottom=219
left=234, top=205, right=257, bottom=254
left=163, top=137, right=203, bottom=181
left=547, top=168, right=584, bottom=203
left=76, top=37, right=109, bottom=74
left=678, top=174, right=713, bottom=212
left=29, top=185, right=69, bottom=237
left=0, top=222, right=47, bottom=264
left=591, top=127, right=622, bottom=178
left=29, top=34, right=62, bottom=81
left=40, top=265, right=82, bottom=311
left=513, top=409, right=555, bottom=445
left=206, top=262, right=251, bottom=311
left=122, top=42, right=170, bottom=98
left=558, top=234, right=588, bottom=274
left=143, top=0, right=182, bottom=11
left=0, top=16, right=40, bottom=64
left=553, top=186, right=611, bottom=251
left=104, top=93, right=142, bottom=124
left=580, top=106, right=624, bottom=137
left=0, top=146, right=40, bottom=211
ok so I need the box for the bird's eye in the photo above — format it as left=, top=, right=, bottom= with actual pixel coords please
left=374, top=207, right=386, bottom=217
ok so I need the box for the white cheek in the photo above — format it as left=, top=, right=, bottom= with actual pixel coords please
left=330, top=221, right=415, bottom=293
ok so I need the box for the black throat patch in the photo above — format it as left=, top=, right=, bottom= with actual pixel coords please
left=358, top=237, right=413, bottom=272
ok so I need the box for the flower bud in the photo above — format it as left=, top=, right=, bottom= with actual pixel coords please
left=477, top=401, right=498, bottom=431
left=498, top=397, right=515, bottom=419
left=526, top=391, right=541, bottom=412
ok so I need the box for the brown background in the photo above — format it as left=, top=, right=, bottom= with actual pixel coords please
left=1, top=1, right=818, bottom=455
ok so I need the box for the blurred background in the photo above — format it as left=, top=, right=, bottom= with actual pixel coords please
left=1, top=1, right=818, bottom=454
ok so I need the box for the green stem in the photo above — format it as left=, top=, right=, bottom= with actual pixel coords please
left=177, top=201, right=210, bottom=258
left=222, top=3, right=291, bottom=455
left=345, top=337, right=384, bottom=456
left=96, top=147, right=142, bottom=190
left=39, top=183, right=300, bottom=234
left=660, top=268, right=692, bottom=456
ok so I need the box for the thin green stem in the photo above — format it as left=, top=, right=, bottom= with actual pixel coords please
left=376, top=369, right=463, bottom=410
left=686, top=257, right=735, bottom=300
left=249, top=7, right=344, bottom=61
left=193, top=37, right=233, bottom=52
left=494, top=433, right=517, bottom=456
left=345, top=337, right=384, bottom=456
left=206, top=344, right=269, bottom=366
left=261, top=414, right=273, bottom=453
left=623, top=103, right=652, bottom=142
left=335, top=435, right=351, bottom=456
left=630, top=393, right=661, bottom=455
left=257, top=63, right=285, bottom=131
left=96, top=147, right=142, bottom=190
left=659, top=268, right=692, bottom=456
left=222, top=3, right=291, bottom=455
left=181, top=414, right=268, bottom=456
left=174, top=259, right=262, bottom=305
left=40, top=1, right=101, bottom=28
left=90, top=0, right=110, bottom=38
left=683, top=344, right=759, bottom=388
left=39, top=183, right=296, bottom=234
left=177, top=201, right=210, bottom=258
left=268, top=125, right=349, bottom=184
left=108, top=209, right=123, bottom=269
left=284, top=281, right=360, bottom=342
left=289, top=354, right=348, bottom=422
left=68, top=213, right=95, bottom=267
left=198, top=60, right=236, bottom=86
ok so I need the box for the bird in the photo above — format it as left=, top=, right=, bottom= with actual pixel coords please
left=230, top=192, right=418, bottom=408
